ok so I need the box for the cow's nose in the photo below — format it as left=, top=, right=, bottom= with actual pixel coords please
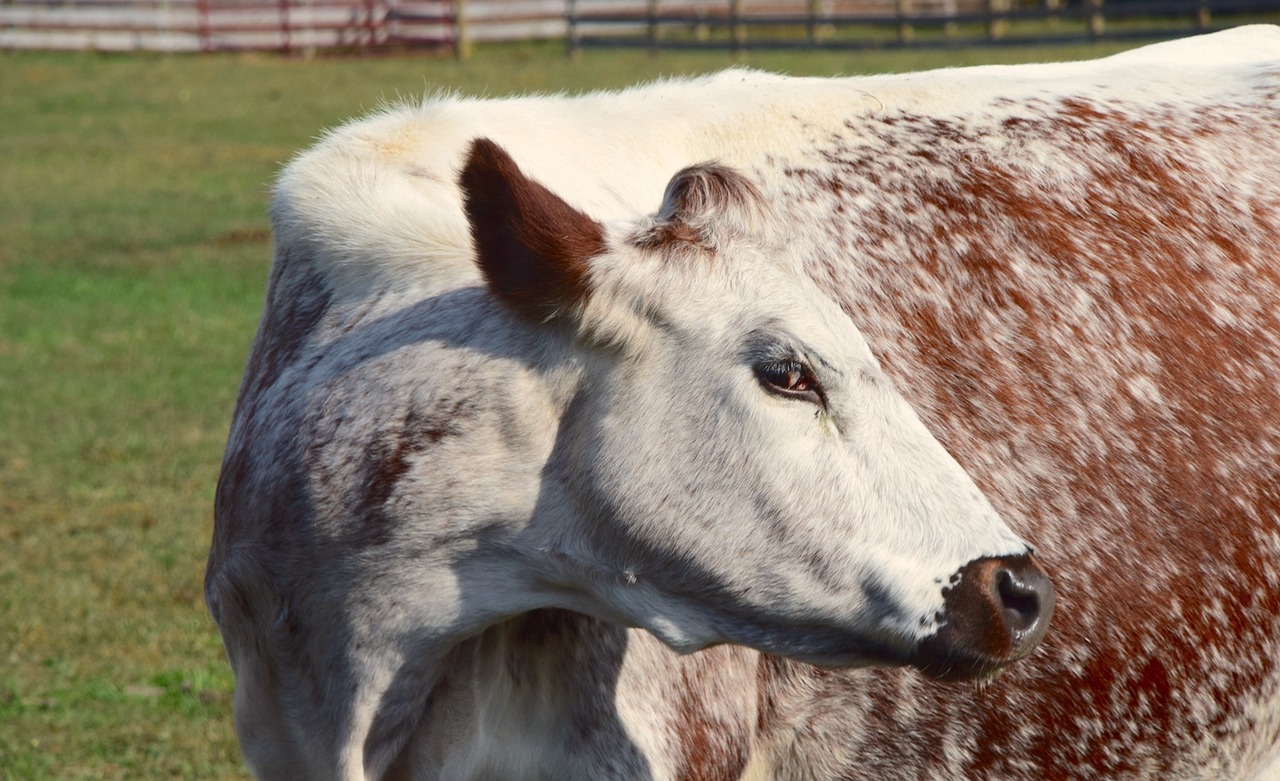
left=914, top=553, right=1055, bottom=682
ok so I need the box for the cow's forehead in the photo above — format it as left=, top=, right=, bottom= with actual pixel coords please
left=579, top=230, right=872, bottom=369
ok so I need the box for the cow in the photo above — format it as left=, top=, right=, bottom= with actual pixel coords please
left=208, top=25, right=1280, bottom=781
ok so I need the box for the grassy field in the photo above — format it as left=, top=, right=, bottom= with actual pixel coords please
left=0, top=35, right=1183, bottom=778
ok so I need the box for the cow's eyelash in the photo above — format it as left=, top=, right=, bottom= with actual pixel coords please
left=755, top=358, right=826, bottom=407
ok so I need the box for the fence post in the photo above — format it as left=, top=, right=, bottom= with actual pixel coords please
left=158, top=0, right=171, bottom=51
left=454, top=0, right=470, bottom=58
left=197, top=0, right=211, bottom=52
left=363, top=0, right=376, bottom=50
left=298, top=0, right=314, bottom=58
left=1042, top=0, right=1061, bottom=29
left=897, top=0, right=913, bottom=44
left=987, top=0, right=1009, bottom=41
left=566, top=0, right=580, bottom=57
left=647, top=0, right=660, bottom=54
left=943, top=0, right=958, bottom=39
left=807, top=0, right=831, bottom=44
left=279, top=0, right=292, bottom=53
left=1087, top=0, right=1104, bottom=38
left=731, top=0, right=745, bottom=57
left=1196, top=0, right=1210, bottom=29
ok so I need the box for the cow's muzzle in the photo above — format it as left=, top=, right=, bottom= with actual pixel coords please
left=915, top=553, right=1055, bottom=681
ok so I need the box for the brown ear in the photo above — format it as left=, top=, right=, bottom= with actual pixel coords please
left=460, top=138, right=606, bottom=322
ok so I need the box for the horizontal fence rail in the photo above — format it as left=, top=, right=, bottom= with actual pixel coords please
left=567, top=0, right=1280, bottom=51
left=2, top=0, right=1278, bottom=53
left=0, top=0, right=667, bottom=53
left=0, top=0, right=457, bottom=52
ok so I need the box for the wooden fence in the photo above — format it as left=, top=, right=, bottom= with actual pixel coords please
left=567, top=0, right=1280, bottom=51
left=0, top=0, right=456, bottom=53
left=0, top=0, right=667, bottom=53
left=2, top=0, right=1278, bottom=53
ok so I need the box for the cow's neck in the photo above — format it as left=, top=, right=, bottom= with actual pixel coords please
left=388, top=609, right=763, bottom=780
left=384, top=610, right=639, bottom=779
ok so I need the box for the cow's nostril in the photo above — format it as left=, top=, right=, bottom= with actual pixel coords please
left=996, top=568, right=1040, bottom=632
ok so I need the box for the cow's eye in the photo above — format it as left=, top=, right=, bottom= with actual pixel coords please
left=756, top=359, right=825, bottom=407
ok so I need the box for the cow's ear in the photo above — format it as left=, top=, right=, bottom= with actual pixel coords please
left=460, top=138, right=606, bottom=322
left=660, top=163, right=762, bottom=227
left=633, top=162, right=765, bottom=253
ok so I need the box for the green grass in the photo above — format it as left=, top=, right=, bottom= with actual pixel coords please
left=0, top=34, right=1218, bottom=778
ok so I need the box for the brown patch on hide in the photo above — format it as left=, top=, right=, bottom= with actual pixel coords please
left=352, top=401, right=473, bottom=549
left=634, top=221, right=710, bottom=252
left=673, top=662, right=751, bottom=781
left=930, top=104, right=1280, bottom=776
left=782, top=95, right=1280, bottom=777
left=754, top=655, right=783, bottom=736
left=460, top=138, right=605, bottom=321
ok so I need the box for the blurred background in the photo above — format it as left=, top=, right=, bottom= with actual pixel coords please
left=3, top=2, right=1278, bottom=778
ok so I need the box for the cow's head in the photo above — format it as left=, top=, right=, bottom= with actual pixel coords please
left=461, top=138, right=1053, bottom=680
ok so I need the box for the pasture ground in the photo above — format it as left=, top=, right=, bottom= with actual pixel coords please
left=0, top=37, right=1170, bottom=778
